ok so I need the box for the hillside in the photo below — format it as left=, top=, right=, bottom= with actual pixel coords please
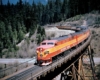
left=0, top=0, right=100, bottom=58
left=1, top=11, right=100, bottom=58
left=0, top=11, right=100, bottom=79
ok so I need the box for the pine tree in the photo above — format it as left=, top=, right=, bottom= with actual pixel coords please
left=54, top=0, right=62, bottom=22
left=37, top=34, right=41, bottom=44
left=61, top=0, right=68, bottom=20
left=0, top=21, right=5, bottom=53
left=0, top=0, right=3, bottom=15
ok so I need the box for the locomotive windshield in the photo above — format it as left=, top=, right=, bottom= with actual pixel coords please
left=41, top=42, right=54, bottom=45
left=42, top=43, right=46, bottom=45
left=47, top=42, right=54, bottom=45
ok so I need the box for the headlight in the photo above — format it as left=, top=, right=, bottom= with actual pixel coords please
left=44, top=51, right=49, bottom=55
left=36, top=50, right=39, bottom=53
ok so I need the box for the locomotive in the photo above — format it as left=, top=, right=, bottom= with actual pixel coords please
left=36, top=26, right=90, bottom=66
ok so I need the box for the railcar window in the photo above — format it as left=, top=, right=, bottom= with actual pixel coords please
left=47, top=42, right=54, bottom=45
left=42, top=43, right=46, bottom=45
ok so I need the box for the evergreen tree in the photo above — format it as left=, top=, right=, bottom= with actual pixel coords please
left=47, top=0, right=55, bottom=23
left=37, top=25, right=42, bottom=34
left=61, top=0, right=68, bottom=20
left=36, top=34, right=41, bottom=44
left=54, top=0, right=62, bottom=22
left=13, top=29, right=18, bottom=45
left=0, top=0, right=3, bottom=15
left=0, top=21, right=5, bottom=52
left=0, top=0, right=100, bottom=57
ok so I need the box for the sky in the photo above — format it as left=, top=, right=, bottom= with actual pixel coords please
left=2, top=0, right=48, bottom=5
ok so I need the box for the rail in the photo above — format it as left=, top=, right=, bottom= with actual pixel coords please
left=29, top=35, right=91, bottom=80
left=3, top=36, right=91, bottom=80
left=3, top=34, right=91, bottom=80
left=1, top=26, right=91, bottom=80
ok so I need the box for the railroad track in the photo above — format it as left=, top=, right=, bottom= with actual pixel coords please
left=2, top=24, right=91, bottom=80
left=5, top=66, right=40, bottom=80
left=3, top=34, right=91, bottom=80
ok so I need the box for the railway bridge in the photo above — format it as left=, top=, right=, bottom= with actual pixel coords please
left=1, top=26, right=96, bottom=80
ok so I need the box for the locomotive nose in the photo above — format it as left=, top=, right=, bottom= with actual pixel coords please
left=37, top=48, right=45, bottom=52
left=40, top=54, right=43, bottom=57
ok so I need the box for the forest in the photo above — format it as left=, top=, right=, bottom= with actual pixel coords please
left=0, top=0, right=100, bottom=57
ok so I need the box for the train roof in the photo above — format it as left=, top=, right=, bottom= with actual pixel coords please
left=41, top=40, right=58, bottom=43
left=51, top=30, right=87, bottom=41
left=50, top=26, right=88, bottom=41
left=52, top=35, right=70, bottom=41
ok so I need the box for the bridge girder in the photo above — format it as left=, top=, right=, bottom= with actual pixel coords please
left=60, top=45, right=96, bottom=80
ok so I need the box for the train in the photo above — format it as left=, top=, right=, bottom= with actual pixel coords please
left=36, top=26, right=90, bottom=66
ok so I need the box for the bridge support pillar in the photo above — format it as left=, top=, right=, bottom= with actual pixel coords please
left=87, top=45, right=96, bottom=80
left=53, top=45, right=96, bottom=80
left=78, top=56, right=85, bottom=80
left=72, top=64, right=77, bottom=80
left=60, top=56, right=85, bottom=80
left=78, top=45, right=96, bottom=80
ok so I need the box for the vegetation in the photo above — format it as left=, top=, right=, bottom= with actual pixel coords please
left=0, top=0, right=100, bottom=57
left=0, top=0, right=100, bottom=79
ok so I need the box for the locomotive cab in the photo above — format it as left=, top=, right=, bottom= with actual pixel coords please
left=36, top=40, right=58, bottom=66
